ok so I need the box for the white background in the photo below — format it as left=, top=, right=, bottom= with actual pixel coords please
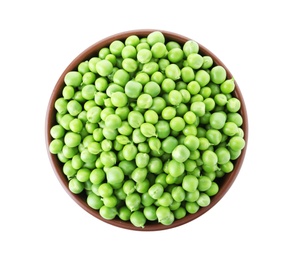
left=1, top=0, right=293, bottom=259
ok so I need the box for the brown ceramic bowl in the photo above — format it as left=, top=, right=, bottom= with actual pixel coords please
left=45, top=29, right=248, bottom=231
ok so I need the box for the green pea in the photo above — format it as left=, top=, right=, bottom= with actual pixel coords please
left=130, top=211, right=146, bottom=228
left=113, top=69, right=130, bottom=86
left=131, top=167, right=148, bottom=183
left=148, top=183, right=164, bottom=200
left=210, top=111, right=227, bottom=129
left=206, top=129, right=222, bottom=145
left=125, top=80, right=143, bottom=98
left=228, top=136, right=246, bottom=151
left=122, top=143, right=138, bottom=161
left=126, top=193, right=141, bottom=212
left=151, top=42, right=167, bottom=58
left=68, top=178, right=84, bottom=194
left=64, top=71, right=82, bottom=87
left=215, top=146, right=231, bottom=165
left=170, top=117, right=185, bottom=132
left=148, top=137, right=161, bottom=154
left=149, top=97, right=166, bottom=114
left=210, top=65, right=227, bottom=84
left=172, top=145, right=190, bottom=163
left=197, top=193, right=211, bottom=207
left=195, top=69, right=210, bottom=87
left=137, top=93, right=153, bottom=109
left=165, top=64, right=181, bottom=80
left=183, top=40, right=199, bottom=56
left=155, top=120, right=170, bottom=139
left=162, top=136, right=178, bottom=154
left=144, top=81, right=161, bottom=97
left=147, top=31, right=165, bottom=46
left=202, top=55, right=213, bottom=69
left=187, top=53, right=203, bottom=69
left=183, top=135, right=199, bottom=152
left=182, top=175, right=198, bottom=192
left=140, top=123, right=157, bottom=137
left=190, top=101, right=206, bottom=117
left=168, top=159, right=185, bottom=178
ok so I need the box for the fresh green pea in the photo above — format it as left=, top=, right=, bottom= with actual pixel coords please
left=148, top=157, right=163, bottom=173
left=158, top=58, right=170, bottom=71
left=149, top=97, right=166, bottom=114
left=228, top=136, right=246, bottom=151
left=187, top=81, right=200, bottom=95
left=156, top=206, right=174, bottom=225
left=126, top=193, right=141, bottom=212
left=109, top=40, right=124, bottom=56
left=206, top=129, right=222, bottom=145
left=140, top=122, right=157, bottom=137
left=125, top=80, right=143, bottom=98
left=171, top=186, right=186, bottom=202
left=148, top=137, right=161, bottom=154
left=143, top=205, right=157, bottom=221
left=161, top=136, right=178, bottom=154
left=187, top=53, right=203, bottom=69
left=227, top=97, right=241, bottom=112
left=64, top=71, right=82, bottom=87
left=122, top=143, right=138, bottom=161
left=181, top=67, right=195, bottom=83
left=209, top=111, right=227, bottom=129
left=182, top=174, right=198, bottom=192
left=144, top=110, right=158, bottom=124
left=144, top=81, right=161, bottom=97
left=165, top=64, right=181, bottom=80
left=195, top=69, right=210, bottom=87
left=168, top=48, right=184, bottom=63
left=87, top=192, right=103, bottom=210
left=183, top=40, right=199, bottom=56
left=130, top=211, right=146, bottom=228
left=142, top=61, right=159, bottom=75
left=221, top=78, right=235, bottom=94
left=128, top=111, right=144, bottom=128
left=132, top=128, right=147, bottom=144
left=68, top=177, right=84, bottom=194
left=131, top=167, right=148, bottom=183
left=62, top=86, right=75, bottom=100
left=166, top=41, right=181, bottom=50
left=227, top=112, right=243, bottom=127
left=210, top=65, right=227, bottom=84
left=168, top=159, right=185, bottom=178
left=161, top=78, right=176, bottom=93
left=118, top=206, right=131, bottom=221
left=170, top=117, right=185, bottom=132
left=137, top=93, right=153, bottom=109
left=54, top=98, right=68, bottom=115
left=197, top=193, right=211, bottom=207
left=151, top=42, right=167, bottom=58
left=148, top=183, right=164, bottom=200
left=161, top=107, right=176, bottom=120
left=190, top=101, right=205, bottom=117
left=147, top=31, right=165, bottom=46
left=155, top=120, right=170, bottom=139
left=151, top=71, right=165, bottom=84
left=137, top=49, right=152, bottom=64
left=112, top=69, right=130, bottom=86
left=201, top=55, right=213, bottom=69
left=172, top=145, right=190, bottom=163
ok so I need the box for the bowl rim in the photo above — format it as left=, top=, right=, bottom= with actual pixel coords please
left=45, top=29, right=248, bottom=231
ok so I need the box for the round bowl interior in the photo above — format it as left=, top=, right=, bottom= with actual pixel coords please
left=45, top=29, right=248, bottom=231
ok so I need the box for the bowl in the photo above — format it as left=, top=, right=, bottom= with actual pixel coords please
left=45, top=29, right=248, bottom=231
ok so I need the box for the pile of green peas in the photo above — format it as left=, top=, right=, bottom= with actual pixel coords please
left=49, top=31, right=246, bottom=228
